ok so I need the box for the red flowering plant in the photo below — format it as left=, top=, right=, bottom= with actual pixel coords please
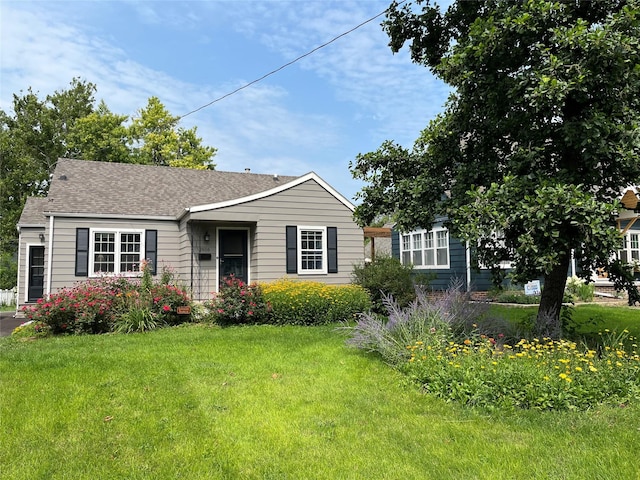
left=148, top=283, right=192, bottom=325
left=207, top=275, right=270, bottom=325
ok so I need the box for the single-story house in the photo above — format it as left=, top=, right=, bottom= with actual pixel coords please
left=16, top=158, right=364, bottom=307
left=392, top=190, right=640, bottom=293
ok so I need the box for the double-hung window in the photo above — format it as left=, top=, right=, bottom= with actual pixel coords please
left=91, top=229, right=144, bottom=275
left=400, top=228, right=449, bottom=268
left=298, top=226, right=327, bottom=274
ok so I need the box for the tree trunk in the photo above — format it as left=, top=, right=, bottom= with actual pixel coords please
left=536, top=251, right=571, bottom=339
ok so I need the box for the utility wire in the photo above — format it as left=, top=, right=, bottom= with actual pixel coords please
left=179, top=1, right=404, bottom=119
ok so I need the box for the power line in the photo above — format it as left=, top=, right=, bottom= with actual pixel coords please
left=179, top=1, right=404, bottom=120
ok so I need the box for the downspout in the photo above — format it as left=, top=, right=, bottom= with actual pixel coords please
left=46, top=215, right=54, bottom=296
left=571, top=249, right=576, bottom=278
left=16, top=228, right=22, bottom=311
left=465, top=241, right=472, bottom=293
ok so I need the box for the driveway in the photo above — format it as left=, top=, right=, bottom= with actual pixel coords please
left=0, top=310, right=24, bottom=337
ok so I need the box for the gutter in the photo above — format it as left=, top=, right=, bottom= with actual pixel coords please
left=46, top=215, right=54, bottom=297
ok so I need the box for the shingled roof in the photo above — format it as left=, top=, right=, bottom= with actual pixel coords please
left=39, top=158, right=300, bottom=218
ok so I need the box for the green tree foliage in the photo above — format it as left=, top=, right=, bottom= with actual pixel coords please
left=1, top=78, right=96, bottom=257
left=67, top=100, right=131, bottom=163
left=1, top=79, right=218, bottom=287
left=129, top=97, right=216, bottom=169
left=351, top=1, right=640, bottom=335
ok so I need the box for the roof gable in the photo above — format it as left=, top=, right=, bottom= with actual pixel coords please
left=188, top=172, right=355, bottom=214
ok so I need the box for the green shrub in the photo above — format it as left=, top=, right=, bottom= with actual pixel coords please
left=261, top=279, right=371, bottom=326
left=10, top=321, right=50, bottom=340
left=492, top=287, right=541, bottom=304
left=206, top=275, right=270, bottom=325
left=352, top=256, right=428, bottom=314
left=565, top=276, right=595, bottom=302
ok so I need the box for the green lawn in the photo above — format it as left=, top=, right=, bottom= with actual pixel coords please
left=1, top=323, right=639, bottom=479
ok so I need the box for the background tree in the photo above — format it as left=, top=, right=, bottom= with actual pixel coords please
left=351, top=0, right=640, bottom=336
left=129, top=96, right=216, bottom=169
left=67, top=100, right=131, bottom=163
left=1, top=81, right=217, bottom=288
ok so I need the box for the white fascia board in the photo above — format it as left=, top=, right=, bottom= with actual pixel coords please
left=42, top=212, right=177, bottom=221
left=188, top=172, right=356, bottom=213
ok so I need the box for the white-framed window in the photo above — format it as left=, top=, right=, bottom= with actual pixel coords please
left=619, top=231, right=640, bottom=264
left=400, top=228, right=450, bottom=269
left=90, top=229, right=144, bottom=275
left=478, top=231, right=513, bottom=270
left=298, top=226, right=327, bottom=274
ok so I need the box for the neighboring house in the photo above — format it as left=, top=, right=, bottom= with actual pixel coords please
left=392, top=191, right=640, bottom=293
left=16, top=158, right=364, bottom=307
left=391, top=218, right=508, bottom=292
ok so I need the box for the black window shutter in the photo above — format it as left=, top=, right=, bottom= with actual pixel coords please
left=286, top=226, right=297, bottom=274
left=327, top=227, right=338, bottom=273
left=75, top=228, right=89, bottom=276
left=145, top=230, right=158, bottom=275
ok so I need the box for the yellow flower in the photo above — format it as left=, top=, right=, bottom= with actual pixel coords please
left=589, top=366, right=598, bottom=372
left=575, top=367, right=583, bottom=372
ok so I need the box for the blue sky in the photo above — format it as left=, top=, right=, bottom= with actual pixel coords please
left=1, top=0, right=451, bottom=202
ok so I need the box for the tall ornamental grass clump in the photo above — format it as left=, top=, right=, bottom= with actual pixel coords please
left=343, top=280, right=510, bottom=365
left=261, top=279, right=371, bottom=325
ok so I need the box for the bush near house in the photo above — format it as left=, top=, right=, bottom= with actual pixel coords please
left=22, top=267, right=192, bottom=334
left=261, top=278, right=371, bottom=326
left=352, top=255, right=431, bottom=314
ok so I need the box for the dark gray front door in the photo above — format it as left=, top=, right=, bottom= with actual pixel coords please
left=219, top=229, right=248, bottom=285
left=28, top=245, right=45, bottom=302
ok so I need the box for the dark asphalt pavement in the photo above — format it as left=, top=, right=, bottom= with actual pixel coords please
left=0, top=310, right=24, bottom=337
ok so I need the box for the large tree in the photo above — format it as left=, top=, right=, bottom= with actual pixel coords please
left=351, top=0, right=640, bottom=336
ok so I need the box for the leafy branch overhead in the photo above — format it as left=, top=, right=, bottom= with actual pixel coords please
left=351, top=0, right=640, bottom=331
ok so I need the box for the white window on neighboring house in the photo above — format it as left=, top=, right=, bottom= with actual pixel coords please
left=478, top=231, right=513, bottom=270
left=400, top=228, right=450, bottom=269
left=91, top=229, right=144, bottom=275
left=620, top=231, right=640, bottom=265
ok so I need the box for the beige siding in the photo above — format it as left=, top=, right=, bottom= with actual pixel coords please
left=196, top=179, right=363, bottom=285
left=45, top=217, right=181, bottom=295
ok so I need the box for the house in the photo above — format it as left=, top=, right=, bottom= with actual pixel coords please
left=392, top=191, right=640, bottom=294
left=16, top=158, right=364, bottom=307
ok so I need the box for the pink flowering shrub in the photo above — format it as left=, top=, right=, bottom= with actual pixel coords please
left=22, top=278, right=128, bottom=334
left=207, top=275, right=270, bottom=325
left=22, top=265, right=193, bottom=335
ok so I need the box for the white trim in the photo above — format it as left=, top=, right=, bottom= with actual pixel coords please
left=297, top=225, right=328, bottom=275
left=24, top=242, right=45, bottom=303
left=42, top=212, right=176, bottom=221
left=189, top=172, right=355, bottom=213
left=46, top=215, right=54, bottom=296
left=88, top=227, right=146, bottom=277
left=16, top=231, right=22, bottom=305
left=215, top=226, right=251, bottom=292
left=465, top=241, right=472, bottom=292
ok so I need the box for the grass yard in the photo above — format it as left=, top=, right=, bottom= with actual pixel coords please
left=1, top=323, right=639, bottom=479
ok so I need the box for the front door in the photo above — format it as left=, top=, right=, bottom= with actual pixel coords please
left=218, top=229, right=248, bottom=286
left=28, top=245, right=45, bottom=302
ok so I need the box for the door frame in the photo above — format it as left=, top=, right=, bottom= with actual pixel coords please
left=25, top=243, right=45, bottom=303
left=215, top=226, right=251, bottom=292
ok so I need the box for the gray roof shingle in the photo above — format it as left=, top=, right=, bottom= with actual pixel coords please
left=41, top=158, right=300, bottom=218
left=17, top=197, right=48, bottom=226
